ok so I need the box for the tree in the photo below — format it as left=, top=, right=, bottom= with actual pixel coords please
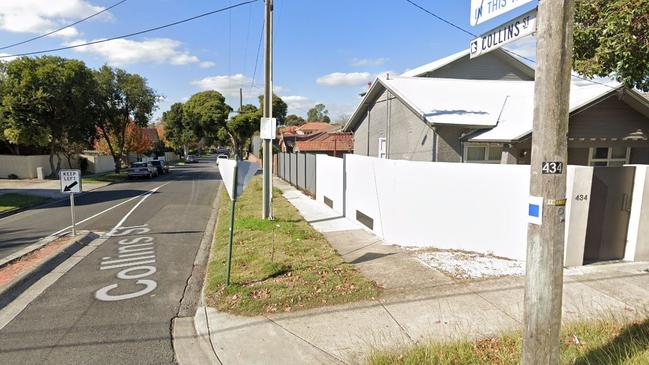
left=184, top=91, right=231, bottom=141
left=307, top=103, right=329, bottom=122
left=222, top=104, right=260, bottom=159
left=3, top=56, right=97, bottom=176
left=94, top=65, right=157, bottom=172
left=573, top=0, right=649, bottom=91
left=162, top=102, right=197, bottom=157
left=285, top=114, right=305, bottom=126
left=258, top=94, right=288, bottom=124
left=95, top=124, right=152, bottom=158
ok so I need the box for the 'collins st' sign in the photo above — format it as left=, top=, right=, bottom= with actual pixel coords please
left=470, top=9, right=537, bottom=59
left=470, top=0, right=535, bottom=26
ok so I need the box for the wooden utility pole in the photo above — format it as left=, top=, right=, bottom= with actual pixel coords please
left=522, top=0, right=575, bottom=364
left=262, top=0, right=273, bottom=219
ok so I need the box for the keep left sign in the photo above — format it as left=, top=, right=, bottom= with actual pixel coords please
left=60, top=169, right=82, bottom=194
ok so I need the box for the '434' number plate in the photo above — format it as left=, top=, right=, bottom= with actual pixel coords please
left=542, top=161, right=564, bottom=174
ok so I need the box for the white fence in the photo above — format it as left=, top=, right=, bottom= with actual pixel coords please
left=344, top=155, right=531, bottom=260
left=0, top=155, right=76, bottom=179
left=316, top=155, right=344, bottom=215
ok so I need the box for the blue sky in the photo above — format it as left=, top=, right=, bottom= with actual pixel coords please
left=0, top=0, right=537, bottom=122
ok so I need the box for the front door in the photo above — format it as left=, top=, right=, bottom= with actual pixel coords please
left=583, top=166, right=636, bottom=263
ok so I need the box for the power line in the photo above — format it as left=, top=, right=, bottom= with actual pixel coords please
left=402, top=0, right=620, bottom=91
left=0, top=0, right=129, bottom=51
left=0, top=0, right=258, bottom=59
left=251, top=14, right=265, bottom=88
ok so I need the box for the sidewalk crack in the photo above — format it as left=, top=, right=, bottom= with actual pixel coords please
left=264, top=315, right=349, bottom=365
left=378, top=299, right=416, bottom=345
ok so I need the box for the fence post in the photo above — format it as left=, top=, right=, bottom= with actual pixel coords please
left=343, top=154, right=347, bottom=218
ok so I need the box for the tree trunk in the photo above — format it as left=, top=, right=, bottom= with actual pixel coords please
left=183, top=144, right=188, bottom=159
left=99, top=125, right=120, bottom=173
left=48, top=142, right=57, bottom=178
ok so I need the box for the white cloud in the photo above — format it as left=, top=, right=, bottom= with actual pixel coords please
left=0, top=0, right=108, bottom=37
left=351, top=57, right=389, bottom=67
left=190, top=74, right=262, bottom=98
left=70, top=38, right=201, bottom=66
left=0, top=52, right=18, bottom=61
left=281, top=95, right=312, bottom=115
left=316, top=72, right=373, bottom=87
left=199, top=61, right=216, bottom=68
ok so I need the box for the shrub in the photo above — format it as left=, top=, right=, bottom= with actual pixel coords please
left=8, top=173, right=18, bottom=179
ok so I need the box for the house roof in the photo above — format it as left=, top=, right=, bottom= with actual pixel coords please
left=344, top=75, right=645, bottom=142
left=294, top=132, right=353, bottom=152
left=295, top=122, right=336, bottom=133
left=400, top=48, right=534, bottom=78
left=143, top=127, right=160, bottom=143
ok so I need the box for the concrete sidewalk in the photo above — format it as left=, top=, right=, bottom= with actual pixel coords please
left=198, top=178, right=649, bottom=365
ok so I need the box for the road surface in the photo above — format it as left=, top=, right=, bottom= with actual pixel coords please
left=0, top=157, right=221, bottom=364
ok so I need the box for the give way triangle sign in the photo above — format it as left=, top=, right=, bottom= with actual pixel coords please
left=219, top=159, right=259, bottom=201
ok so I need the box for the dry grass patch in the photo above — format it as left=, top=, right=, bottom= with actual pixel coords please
left=369, top=316, right=649, bottom=365
left=205, top=177, right=380, bottom=316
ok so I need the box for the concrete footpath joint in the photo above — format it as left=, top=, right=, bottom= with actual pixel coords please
left=190, top=178, right=649, bottom=365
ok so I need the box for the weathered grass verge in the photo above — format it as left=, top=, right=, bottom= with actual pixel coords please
left=0, top=193, right=49, bottom=213
left=81, top=171, right=127, bottom=184
left=369, top=317, right=649, bottom=365
left=205, top=176, right=380, bottom=316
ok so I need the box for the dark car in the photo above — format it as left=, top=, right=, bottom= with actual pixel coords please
left=186, top=155, right=199, bottom=163
left=150, top=159, right=169, bottom=175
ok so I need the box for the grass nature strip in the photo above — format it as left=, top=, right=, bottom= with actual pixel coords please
left=369, top=317, right=649, bottom=365
left=81, top=171, right=127, bottom=184
left=205, top=177, right=380, bottom=316
left=0, top=193, right=49, bottom=212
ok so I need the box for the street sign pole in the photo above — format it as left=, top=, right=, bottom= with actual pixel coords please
left=522, top=0, right=576, bottom=364
left=226, top=162, right=239, bottom=286
left=70, top=193, right=76, bottom=237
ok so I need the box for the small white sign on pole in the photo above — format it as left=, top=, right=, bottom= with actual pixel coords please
left=260, top=117, right=277, bottom=140
left=470, top=9, right=537, bottom=59
left=219, top=160, right=259, bottom=201
left=470, top=0, right=534, bottom=26
left=60, top=169, right=82, bottom=194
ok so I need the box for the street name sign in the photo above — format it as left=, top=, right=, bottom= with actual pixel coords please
left=471, top=0, right=535, bottom=26
left=470, top=9, right=537, bottom=59
left=60, top=169, right=82, bottom=194
left=219, top=159, right=259, bottom=201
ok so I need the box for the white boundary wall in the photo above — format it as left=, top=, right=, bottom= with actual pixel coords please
left=0, top=155, right=75, bottom=179
left=344, top=155, right=531, bottom=260
left=315, top=155, right=344, bottom=215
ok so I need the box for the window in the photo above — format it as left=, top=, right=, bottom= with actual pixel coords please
left=464, top=144, right=502, bottom=163
left=588, top=147, right=630, bottom=167
left=378, top=137, right=386, bottom=159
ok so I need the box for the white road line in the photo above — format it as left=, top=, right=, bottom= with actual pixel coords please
left=51, top=182, right=170, bottom=237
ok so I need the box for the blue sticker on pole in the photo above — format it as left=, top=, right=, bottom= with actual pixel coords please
left=528, top=196, right=543, bottom=225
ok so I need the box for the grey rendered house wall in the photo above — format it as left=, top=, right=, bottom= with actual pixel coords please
left=352, top=90, right=434, bottom=161
left=421, top=52, right=533, bottom=81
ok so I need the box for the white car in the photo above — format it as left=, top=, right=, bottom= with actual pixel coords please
left=216, top=154, right=229, bottom=165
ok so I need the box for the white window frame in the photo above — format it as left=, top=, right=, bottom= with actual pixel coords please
left=463, top=143, right=502, bottom=164
left=378, top=137, right=387, bottom=159
left=588, top=146, right=630, bottom=167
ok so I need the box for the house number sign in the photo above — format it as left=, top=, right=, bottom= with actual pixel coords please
left=541, top=161, right=564, bottom=174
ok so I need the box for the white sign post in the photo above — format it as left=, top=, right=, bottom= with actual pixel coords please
left=470, top=9, right=537, bottom=59
left=60, top=169, right=82, bottom=236
left=470, top=0, right=534, bottom=26
left=218, top=159, right=259, bottom=285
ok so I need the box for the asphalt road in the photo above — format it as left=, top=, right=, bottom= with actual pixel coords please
left=0, top=157, right=221, bottom=364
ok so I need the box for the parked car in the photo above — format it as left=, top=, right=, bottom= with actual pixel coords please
left=150, top=159, right=169, bottom=175
left=186, top=155, right=199, bottom=163
left=216, top=154, right=229, bottom=166
left=128, top=162, right=157, bottom=179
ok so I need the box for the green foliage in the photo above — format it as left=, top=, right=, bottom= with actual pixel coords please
left=307, top=103, right=329, bottom=122
left=573, top=0, right=649, bottom=91
left=285, top=114, right=305, bottom=126
left=184, top=90, right=232, bottom=139
left=162, top=102, right=197, bottom=151
left=258, top=93, right=288, bottom=124
left=225, top=104, right=260, bottom=159
left=93, top=65, right=158, bottom=172
left=2, top=56, right=97, bottom=176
